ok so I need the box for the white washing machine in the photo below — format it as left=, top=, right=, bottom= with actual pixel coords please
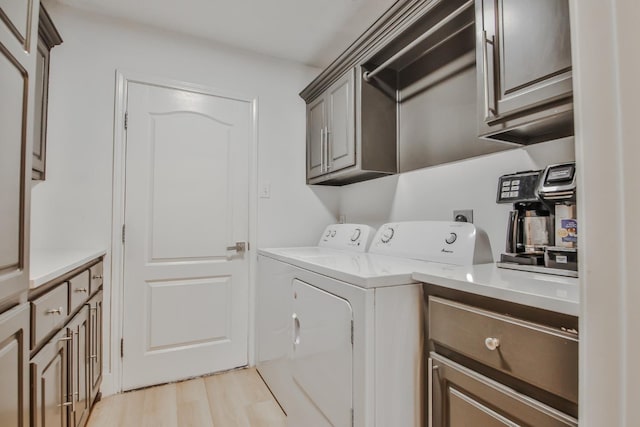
left=256, top=221, right=491, bottom=427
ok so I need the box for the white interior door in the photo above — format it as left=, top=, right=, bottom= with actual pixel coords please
left=121, top=81, right=252, bottom=390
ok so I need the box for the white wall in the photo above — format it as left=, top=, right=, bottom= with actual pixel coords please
left=339, top=137, right=575, bottom=261
left=31, top=2, right=339, bottom=394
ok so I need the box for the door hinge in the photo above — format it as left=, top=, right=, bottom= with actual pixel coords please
left=121, top=224, right=126, bottom=244
left=120, top=338, right=124, bottom=358
left=124, top=112, right=128, bottom=130
left=351, top=320, right=354, bottom=345
left=351, top=408, right=354, bottom=426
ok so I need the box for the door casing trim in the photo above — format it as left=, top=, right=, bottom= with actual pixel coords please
left=109, top=70, right=259, bottom=394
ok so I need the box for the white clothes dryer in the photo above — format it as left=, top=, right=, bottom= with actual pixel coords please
left=256, top=221, right=491, bottom=427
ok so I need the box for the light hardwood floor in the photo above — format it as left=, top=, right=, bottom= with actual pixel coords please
left=87, top=368, right=286, bottom=427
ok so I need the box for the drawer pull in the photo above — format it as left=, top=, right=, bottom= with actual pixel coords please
left=74, top=288, right=88, bottom=293
left=89, top=354, right=98, bottom=359
left=484, top=337, right=500, bottom=351
left=46, top=307, right=63, bottom=315
left=92, top=274, right=103, bottom=279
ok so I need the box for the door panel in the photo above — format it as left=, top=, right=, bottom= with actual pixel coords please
left=0, top=48, right=27, bottom=301
left=31, top=329, right=67, bottom=427
left=0, top=303, right=29, bottom=426
left=291, top=279, right=353, bottom=427
left=327, top=69, right=355, bottom=172
left=122, top=81, right=251, bottom=389
left=307, top=96, right=326, bottom=179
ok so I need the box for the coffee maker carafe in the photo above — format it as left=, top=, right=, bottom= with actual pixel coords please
left=496, top=162, right=578, bottom=277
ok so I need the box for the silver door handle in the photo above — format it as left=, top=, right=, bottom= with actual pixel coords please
left=226, top=242, right=248, bottom=254
left=482, top=30, right=497, bottom=120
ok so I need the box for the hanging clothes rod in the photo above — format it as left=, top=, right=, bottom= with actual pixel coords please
left=363, top=0, right=474, bottom=82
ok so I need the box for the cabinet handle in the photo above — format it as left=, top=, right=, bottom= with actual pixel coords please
left=481, top=30, right=497, bottom=120
left=484, top=337, right=501, bottom=351
left=320, top=127, right=326, bottom=173
left=74, top=288, right=88, bottom=293
left=92, top=274, right=103, bottom=280
left=325, top=127, right=332, bottom=171
left=46, top=307, right=63, bottom=315
left=89, top=354, right=98, bottom=360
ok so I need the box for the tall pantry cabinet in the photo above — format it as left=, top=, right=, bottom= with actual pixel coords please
left=1, top=0, right=41, bottom=425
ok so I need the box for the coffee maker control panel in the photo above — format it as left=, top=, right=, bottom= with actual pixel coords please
left=496, top=170, right=541, bottom=203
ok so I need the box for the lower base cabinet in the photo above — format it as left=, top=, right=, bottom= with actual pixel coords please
left=68, top=306, right=90, bottom=427
left=31, top=328, right=68, bottom=427
left=88, top=291, right=103, bottom=404
left=0, top=303, right=30, bottom=427
left=29, top=258, right=104, bottom=427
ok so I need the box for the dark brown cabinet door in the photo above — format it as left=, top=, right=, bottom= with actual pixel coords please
left=68, top=306, right=90, bottom=427
left=32, top=5, right=63, bottom=181
left=89, top=291, right=103, bottom=404
left=31, top=328, right=68, bottom=427
left=0, top=0, right=39, bottom=304
left=0, top=303, right=29, bottom=427
left=429, top=353, right=577, bottom=427
left=476, top=0, right=573, bottom=139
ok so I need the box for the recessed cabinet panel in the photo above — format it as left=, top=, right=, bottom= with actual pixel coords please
left=68, top=306, right=90, bottom=427
left=31, top=328, right=68, bottom=427
left=306, top=96, right=326, bottom=180
left=0, top=0, right=32, bottom=46
left=0, top=48, right=26, bottom=298
left=327, top=69, right=355, bottom=172
left=0, top=303, right=29, bottom=427
left=89, top=291, right=103, bottom=404
left=429, top=354, right=577, bottom=427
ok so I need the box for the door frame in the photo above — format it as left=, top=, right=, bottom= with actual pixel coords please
left=108, top=70, right=259, bottom=394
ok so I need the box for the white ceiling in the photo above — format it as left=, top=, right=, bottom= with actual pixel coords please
left=52, top=0, right=399, bottom=67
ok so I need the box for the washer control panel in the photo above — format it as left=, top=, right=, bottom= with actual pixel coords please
left=370, top=221, right=485, bottom=265
left=318, top=224, right=376, bottom=252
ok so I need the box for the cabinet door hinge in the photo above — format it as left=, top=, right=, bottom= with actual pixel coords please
left=351, top=408, right=354, bottom=426
left=120, top=338, right=124, bottom=358
left=124, top=112, right=128, bottom=130
left=122, top=224, right=126, bottom=244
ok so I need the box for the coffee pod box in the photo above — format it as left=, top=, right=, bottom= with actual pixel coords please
left=555, top=204, right=577, bottom=248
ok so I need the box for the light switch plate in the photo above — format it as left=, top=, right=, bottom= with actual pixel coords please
left=260, top=182, right=271, bottom=198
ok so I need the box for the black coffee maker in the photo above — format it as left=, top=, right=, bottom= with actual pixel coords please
left=496, top=162, right=577, bottom=277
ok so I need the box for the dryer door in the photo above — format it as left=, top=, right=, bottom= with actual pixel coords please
left=291, top=279, right=353, bottom=426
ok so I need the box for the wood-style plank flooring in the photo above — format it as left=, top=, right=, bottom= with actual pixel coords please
left=87, top=368, right=286, bottom=427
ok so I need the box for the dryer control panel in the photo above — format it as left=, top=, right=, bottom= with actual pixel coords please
left=318, top=224, right=376, bottom=251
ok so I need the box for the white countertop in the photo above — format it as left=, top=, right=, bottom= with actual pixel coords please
left=413, top=263, right=579, bottom=316
left=30, top=249, right=107, bottom=289
left=259, top=247, right=580, bottom=316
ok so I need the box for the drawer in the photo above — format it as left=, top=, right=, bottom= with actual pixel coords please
left=89, top=261, right=104, bottom=294
left=32, top=283, right=68, bottom=348
left=428, top=296, right=578, bottom=404
left=69, top=270, right=90, bottom=313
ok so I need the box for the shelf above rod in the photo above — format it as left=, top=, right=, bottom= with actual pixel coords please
left=363, top=0, right=474, bottom=82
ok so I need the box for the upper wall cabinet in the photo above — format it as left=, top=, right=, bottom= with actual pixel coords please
left=476, top=0, right=573, bottom=143
left=304, top=66, right=397, bottom=185
left=0, top=0, right=40, bottom=304
left=32, top=5, right=62, bottom=181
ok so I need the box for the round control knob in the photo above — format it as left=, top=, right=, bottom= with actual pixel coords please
left=445, top=232, right=457, bottom=244
left=331, top=230, right=336, bottom=237
left=325, top=229, right=332, bottom=237
left=381, top=227, right=395, bottom=243
left=484, top=337, right=500, bottom=351
left=350, top=228, right=361, bottom=242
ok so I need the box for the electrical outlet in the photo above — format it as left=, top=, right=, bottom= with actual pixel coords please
left=453, top=209, right=473, bottom=223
